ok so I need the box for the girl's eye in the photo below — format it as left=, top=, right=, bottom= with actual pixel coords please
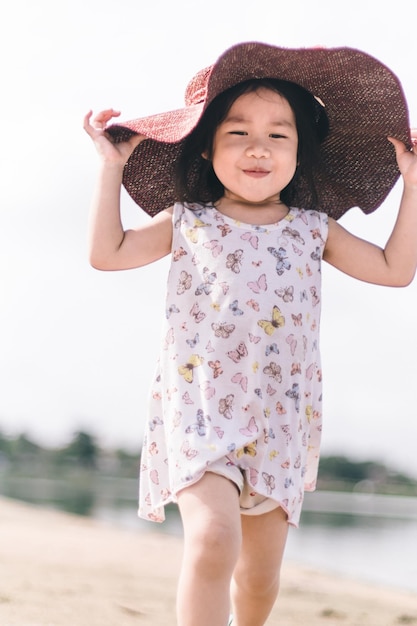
left=229, top=131, right=247, bottom=136
left=270, top=134, right=286, bottom=139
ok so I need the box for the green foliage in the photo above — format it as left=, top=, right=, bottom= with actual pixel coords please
left=317, top=455, right=416, bottom=495
left=59, top=431, right=98, bottom=468
left=0, top=427, right=416, bottom=496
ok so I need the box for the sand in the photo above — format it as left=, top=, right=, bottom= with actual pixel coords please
left=1, top=496, right=416, bottom=626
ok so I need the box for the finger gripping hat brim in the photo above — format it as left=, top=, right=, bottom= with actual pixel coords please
left=107, top=41, right=411, bottom=219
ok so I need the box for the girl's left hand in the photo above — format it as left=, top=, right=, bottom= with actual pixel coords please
left=388, top=128, right=417, bottom=185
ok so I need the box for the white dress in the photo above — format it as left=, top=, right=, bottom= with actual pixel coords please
left=139, top=202, right=328, bottom=526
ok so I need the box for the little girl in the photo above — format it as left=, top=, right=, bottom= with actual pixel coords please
left=84, top=42, right=417, bottom=626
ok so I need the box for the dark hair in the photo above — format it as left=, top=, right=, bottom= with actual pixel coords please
left=174, top=78, right=329, bottom=210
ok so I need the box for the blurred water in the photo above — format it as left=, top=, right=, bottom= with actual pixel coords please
left=2, top=477, right=417, bottom=594
left=91, top=491, right=417, bottom=594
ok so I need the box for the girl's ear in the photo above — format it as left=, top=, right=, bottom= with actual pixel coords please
left=201, top=151, right=209, bottom=160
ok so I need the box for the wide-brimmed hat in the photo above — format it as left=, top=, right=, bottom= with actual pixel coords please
left=106, top=41, right=410, bottom=219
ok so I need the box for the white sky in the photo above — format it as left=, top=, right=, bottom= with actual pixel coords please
left=1, top=0, right=416, bottom=478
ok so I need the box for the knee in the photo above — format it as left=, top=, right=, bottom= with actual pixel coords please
left=187, top=518, right=241, bottom=576
left=234, top=563, right=281, bottom=599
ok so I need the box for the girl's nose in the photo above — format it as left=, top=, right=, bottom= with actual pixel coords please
left=245, top=141, right=270, bottom=158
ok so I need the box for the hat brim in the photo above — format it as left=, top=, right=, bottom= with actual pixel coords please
left=107, top=42, right=411, bottom=219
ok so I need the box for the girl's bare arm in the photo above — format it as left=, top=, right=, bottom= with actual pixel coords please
left=84, top=109, right=173, bottom=271
left=324, top=132, right=417, bottom=287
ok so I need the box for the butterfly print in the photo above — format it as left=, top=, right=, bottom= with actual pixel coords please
left=171, top=411, right=182, bottom=432
left=182, top=391, right=194, bottom=404
left=229, top=299, right=244, bottom=316
left=263, top=427, right=275, bottom=443
left=189, top=302, right=206, bottom=323
left=292, top=313, right=302, bottom=326
left=227, top=341, right=248, bottom=363
left=218, top=394, right=234, bottom=419
left=226, top=249, right=243, bottom=273
left=236, top=441, right=257, bottom=458
left=211, top=322, right=235, bottom=338
left=262, top=472, right=275, bottom=494
left=150, top=469, right=159, bottom=485
left=310, top=286, right=320, bottom=306
left=284, top=477, right=294, bottom=488
left=310, top=247, right=321, bottom=261
left=195, top=267, right=217, bottom=296
left=285, top=383, right=301, bottom=412
left=217, top=223, right=232, bottom=237
left=177, top=270, right=192, bottom=295
left=178, top=354, right=204, bottom=383
left=310, top=227, right=323, bottom=240
left=199, top=380, right=216, bottom=399
left=257, top=306, right=285, bottom=335
left=263, top=361, right=282, bottom=382
left=231, top=372, right=248, bottom=392
left=205, top=340, right=215, bottom=353
left=267, top=246, right=291, bottom=275
left=280, top=424, right=293, bottom=445
left=247, top=467, right=258, bottom=486
left=185, top=409, right=211, bottom=436
left=148, top=442, right=158, bottom=456
left=166, top=387, right=178, bottom=401
left=275, top=285, right=294, bottom=302
left=306, top=363, right=316, bottom=380
left=181, top=441, right=198, bottom=460
left=247, top=273, right=267, bottom=293
left=185, top=218, right=210, bottom=243
left=275, top=401, right=286, bottom=414
left=163, top=327, right=174, bottom=349
left=144, top=205, right=325, bottom=526
left=166, top=304, right=180, bottom=318
left=208, top=359, right=223, bottom=378
left=286, top=333, right=297, bottom=356
left=149, top=416, right=163, bottom=431
left=282, top=226, right=305, bottom=244
left=239, top=416, right=258, bottom=437
left=246, top=299, right=260, bottom=311
left=173, top=246, right=187, bottom=261
left=213, top=426, right=224, bottom=438
left=186, top=333, right=199, bottom=348
left=203, top=239, right=223, bottom=257
left=241, top=231, right=259, bottom=249
left=265, top=343, right=279, bottom=356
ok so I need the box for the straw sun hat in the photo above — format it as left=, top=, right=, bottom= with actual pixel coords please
left=106, top=41, right=410, bottom=220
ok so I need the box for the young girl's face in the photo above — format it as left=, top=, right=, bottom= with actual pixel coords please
left=210, top=88, right=298, bottom=206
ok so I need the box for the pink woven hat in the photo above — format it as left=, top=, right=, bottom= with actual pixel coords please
left=106, top=41, right=411, bottom=219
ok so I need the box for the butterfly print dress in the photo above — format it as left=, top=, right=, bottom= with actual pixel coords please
left=139, top=202, right=328, bottom=526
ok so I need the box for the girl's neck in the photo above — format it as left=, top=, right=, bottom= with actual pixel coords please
left=214, top=197, right=289, bottom=225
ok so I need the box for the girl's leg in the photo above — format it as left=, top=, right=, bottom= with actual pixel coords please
left=230, top=507, right=289, bottom=626
left=176, top=472, right=242, bottom=626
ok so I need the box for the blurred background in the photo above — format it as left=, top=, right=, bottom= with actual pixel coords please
left=1, top=0, right=416, bottom=595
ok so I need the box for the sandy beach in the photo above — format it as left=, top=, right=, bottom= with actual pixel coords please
left=1, top=496, right=416, bottom=626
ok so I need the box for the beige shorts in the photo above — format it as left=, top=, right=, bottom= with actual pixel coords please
left=208, top=457, right=282, bottom=517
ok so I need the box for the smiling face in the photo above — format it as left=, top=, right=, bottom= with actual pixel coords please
left=209, top=88, right=299, bottom=209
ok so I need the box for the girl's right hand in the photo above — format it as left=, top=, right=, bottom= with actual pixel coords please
left=83, top=109, right=145, bottom=166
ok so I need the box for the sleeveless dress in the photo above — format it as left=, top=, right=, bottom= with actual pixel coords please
left=139, top=202, right=328, bottom=526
